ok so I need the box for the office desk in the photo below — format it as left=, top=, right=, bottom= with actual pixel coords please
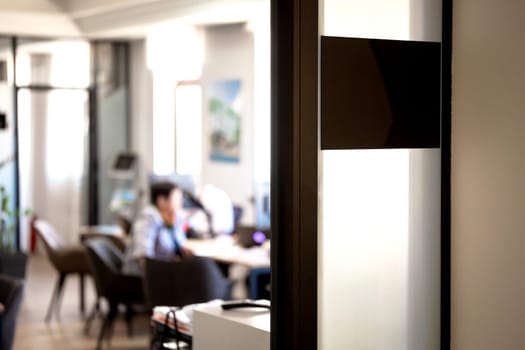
left=78, top=228, right=270, bottom=298
left=79, top=226, right=270, bottom=268
left=185, top=236, right=270, bottom=299
left=184, top=236, right=270, bottom=269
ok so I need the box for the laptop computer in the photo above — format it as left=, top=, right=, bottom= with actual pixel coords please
left=234, top=226, right=270, bottom=248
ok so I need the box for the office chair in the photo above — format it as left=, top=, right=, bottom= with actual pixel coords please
left=84, top=239, right=145, bottom=350
left=143, top=256, right=232, bottom=309
left=0, top=274, right=24, bottom=350
left=249, top=267, right=271, bottom=300
left=34, top=219, right=91, bottom=322
left=144, top=257, right=231, bottom=349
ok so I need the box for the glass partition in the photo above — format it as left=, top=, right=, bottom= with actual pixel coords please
left=93, top=42, right=129, bottom=225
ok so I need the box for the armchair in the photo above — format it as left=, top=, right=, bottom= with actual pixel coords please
left=34, top=219, right=91, bottom=322
left=143, top=256, right=232, bottom=308
left=84, top=238, right=145, bottom=350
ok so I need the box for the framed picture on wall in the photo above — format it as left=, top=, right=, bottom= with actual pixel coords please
left=208, top=79, right=242, bottom=163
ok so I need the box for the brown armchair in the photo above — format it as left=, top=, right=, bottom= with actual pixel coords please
left=34, top=219, right=91, bottom=322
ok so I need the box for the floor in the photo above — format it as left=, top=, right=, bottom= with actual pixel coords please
left=13, top=254, right=151, bottom=350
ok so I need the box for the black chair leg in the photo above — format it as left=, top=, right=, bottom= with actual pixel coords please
left=54, top=273, right=67, bottom=320
left=79, top=273, right=85, bottom=316
left=46, top=273, right=65, bottom=323
left=96, top=303, right=118, bottom=350
left=124, top=305, right=134, bottom=338
left=84, top=299, right=100, bottom=335
left=46, top=277, right=60, bottom=323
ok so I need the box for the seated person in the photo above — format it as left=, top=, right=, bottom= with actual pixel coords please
left=123, top=181, right=193, bottom=275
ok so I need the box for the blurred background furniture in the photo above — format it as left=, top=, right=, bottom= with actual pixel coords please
left=34, top=219, right=91, bottom=322
left=85, top=239, right=145, bottom=350
left=249, top=267, right=271, bottom=300
left=193, top=301, right=270, bottom=350
left=183, top=235, right=270, bottom=268
left=79, top=225, right=127, bottom=253
left=0, top=274, right=24, bottom=350
left=183, top=235, right=270, bottom=299
left=232, top=205, right=243, bottom=231
left=143, top=256, right=232, bottom=309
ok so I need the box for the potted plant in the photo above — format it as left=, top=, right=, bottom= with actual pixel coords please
left=0, top=185, right=30, bottom=279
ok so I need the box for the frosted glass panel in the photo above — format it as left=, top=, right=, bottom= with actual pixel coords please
left=319, top=0, right=442, bottom=349
left=319, top=149, right=441, bottom=349
left=320, top=150, right=409, bottom=349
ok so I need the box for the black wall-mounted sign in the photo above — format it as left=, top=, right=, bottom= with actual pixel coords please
left=321, top=36, right=441, bottom=150
left=0, top=60, right=6, bottom=82
left=0, top=112, right=7, bottom=130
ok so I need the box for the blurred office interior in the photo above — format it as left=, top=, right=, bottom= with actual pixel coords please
left=0, top=1, right=270, bottom=349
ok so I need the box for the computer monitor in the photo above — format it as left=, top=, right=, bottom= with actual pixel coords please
left=0, top=112, right=7, bottom=129
left=235, top=226, right=270, bottom=248
left=109, top=152, right=137, bottom=179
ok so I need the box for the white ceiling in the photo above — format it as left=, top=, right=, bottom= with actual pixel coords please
left=0, top=0, right=63, bottom=12
left=0, top=0, right=266, bottom=38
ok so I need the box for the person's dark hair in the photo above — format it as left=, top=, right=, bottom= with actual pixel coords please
left=150, top=181, right=178, bottom=205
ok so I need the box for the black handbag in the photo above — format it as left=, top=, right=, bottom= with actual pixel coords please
left=150, top=307, right=192, bottom=350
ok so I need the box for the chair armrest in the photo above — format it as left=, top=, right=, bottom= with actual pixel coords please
left=52, top=246, right=90, bottom=273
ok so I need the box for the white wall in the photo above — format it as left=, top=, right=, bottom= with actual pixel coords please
left=452, top=0, right=525, bottom=349
left=201, top=23, right=255, bottom=225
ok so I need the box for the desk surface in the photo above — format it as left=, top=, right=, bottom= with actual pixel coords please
left=79, top=225, right=124, bottom=237
left=79, top=225, right=270, bottom=268
left=184, top=236, right=270, bottom=268
left=193, top=303, right=270, bottom=350
left=195, top=302, right=270, bottom=332
left=79, top=225, right=127, bottom=252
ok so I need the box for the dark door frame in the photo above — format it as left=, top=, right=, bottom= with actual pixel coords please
left=270, top=0, right=453, bottom=349
left=270, top=0, right=318, bottom=349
